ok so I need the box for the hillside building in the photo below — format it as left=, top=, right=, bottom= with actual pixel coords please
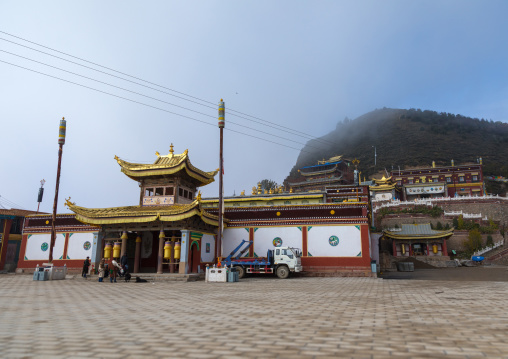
left=286, top=156, right=355, bottom=193
left=390, top=161, right=484, bottom=200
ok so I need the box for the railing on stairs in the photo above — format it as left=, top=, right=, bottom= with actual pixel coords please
left=472, top=240, right=505, bottom=257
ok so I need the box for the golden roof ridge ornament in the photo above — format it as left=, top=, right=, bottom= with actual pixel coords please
left=155, top=151, right=160, bottom=157
left=196, top=191, right=202, bottom=201
left=169, top=143, right=174, bottom=156
left=64, top=197, right=75, bottom=207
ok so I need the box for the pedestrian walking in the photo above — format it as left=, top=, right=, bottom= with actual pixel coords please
left=98, top=258, right=105, bottom=282
left=82, top=256, right=90, bottom=278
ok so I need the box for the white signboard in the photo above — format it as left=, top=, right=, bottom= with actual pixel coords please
left=406, top=186, right=445, bottom=195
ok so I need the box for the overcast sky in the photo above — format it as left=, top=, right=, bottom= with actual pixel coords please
left=1, top=1, right=507, bottom=213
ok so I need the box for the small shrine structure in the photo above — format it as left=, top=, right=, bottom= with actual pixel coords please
left=384, top=223, right=453, bottom=258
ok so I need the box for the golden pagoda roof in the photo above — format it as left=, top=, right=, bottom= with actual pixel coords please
left=369, top=175, right=397, bottom=191
left=114, top=147, right=219, bottom=186
left=65, top=198, right=219, bottom=227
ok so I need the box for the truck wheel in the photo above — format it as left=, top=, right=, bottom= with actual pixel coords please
left=276, top=266, right=289, bottom=279
left=235, top=266, right=245, bottom=279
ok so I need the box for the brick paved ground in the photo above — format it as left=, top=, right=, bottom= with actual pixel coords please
left=1, top=274, right=508, bottom=358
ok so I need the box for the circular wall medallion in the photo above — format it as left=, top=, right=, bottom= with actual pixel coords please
left=330, top=210, right=335, bottom=215
left=83, top=241, right=91, bottom=250
left=272, top=237, right=282, bottom=247
left=276, top=211, right=281, bottom=216
left=45, top=220, right=49, bottom=224
left=329, top=235, right=339, bottom=247
left=41, top=242, right=49, bottom=251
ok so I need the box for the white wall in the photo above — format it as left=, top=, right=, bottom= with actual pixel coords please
left=200, top=234, right=215, bottom=263
left=25, top=233, right=65, bottom=260
left=66, top=232, right=95, bottom=260
left=253, top=227, right=302, bottom=257
left=222, top=228, right=250, bottom=257
left=307, top=225, right=362, bottom=257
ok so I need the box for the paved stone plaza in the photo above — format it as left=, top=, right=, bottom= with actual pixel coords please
left=1, top=274, right=508, bottom=359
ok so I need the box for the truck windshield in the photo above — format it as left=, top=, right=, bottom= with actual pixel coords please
left=290, top=248, right=302, bottom=258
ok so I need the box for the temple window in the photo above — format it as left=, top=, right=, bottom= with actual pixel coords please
left=433, top=178, right=438, bottom=183
left=446, top=177, right=451, bottom=183
left=472, top=175, right=478, bottom=182
left=267, top=201, right=274, bottom=206
left=165, top=187, right=174, bottom=196
left=179, top=188, right=183, bottom=196
left=284, top=201, right=291, bottom=205
left=145, top=188, right=154, bottom=196
left=155, top=187, right=164, bottom=196
left=302, top=200, right=309, bottom=204
left=459, top=176, right=465, bottom=182
left=408, top=179, right=413, bottom=184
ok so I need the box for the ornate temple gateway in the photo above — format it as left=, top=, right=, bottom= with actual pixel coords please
left=66, top=145, right=221, bottom=274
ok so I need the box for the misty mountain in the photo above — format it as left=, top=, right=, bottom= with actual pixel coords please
left=286, top=108, right=508, bottom=183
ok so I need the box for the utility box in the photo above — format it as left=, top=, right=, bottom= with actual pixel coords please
left=206, top=267, right=227, bottom=282
left=370, top=260, right=377, bottom=273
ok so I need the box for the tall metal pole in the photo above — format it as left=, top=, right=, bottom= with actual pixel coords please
left=217, top=99, right=225, bottom=262
left=49, top=117, right=66, bottom=263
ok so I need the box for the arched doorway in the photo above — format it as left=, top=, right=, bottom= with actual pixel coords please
left=189, top=241, right=201, bottom=273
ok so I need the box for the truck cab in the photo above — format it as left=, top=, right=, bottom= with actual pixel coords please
left=271, top=247, right=303, bottom=278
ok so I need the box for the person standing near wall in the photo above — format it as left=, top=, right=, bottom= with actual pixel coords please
left=82, top=256, right=90, bottom=278
left=98, top=258, right=105, bottom=282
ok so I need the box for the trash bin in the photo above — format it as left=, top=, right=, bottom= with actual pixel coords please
left=370, top=260, right=377, bottom=273
left=227, top=268, right=239, bottom=282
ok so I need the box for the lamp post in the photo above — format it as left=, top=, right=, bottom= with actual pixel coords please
left=217, top=100, right=225, bottom=263
left=49, top=117, right=66, bottom=263
left=36, top=179, right=46, bottom=214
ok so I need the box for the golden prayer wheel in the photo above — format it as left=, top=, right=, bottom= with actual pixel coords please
left=432, top=244, right=438, bottom=254
left=104, top=243, right=112, bottom=258
left=113, top=242, right=121, bottom=258
left=174, top=242, right=181, bottom=260
left=164, top=241, right=173, bottom=260
left=401, top=243, right=406, bottom=255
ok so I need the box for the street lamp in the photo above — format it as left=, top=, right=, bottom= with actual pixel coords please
left=36, top=179, right=46, bottom=214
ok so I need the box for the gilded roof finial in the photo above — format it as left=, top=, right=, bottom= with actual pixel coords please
left=241, top=190, right=245, bottom=196
left=155, top=151, right=160, bottom=157
left=196, top=191, right=202, bottom=201
left=169, top=143, right=174, bottom=155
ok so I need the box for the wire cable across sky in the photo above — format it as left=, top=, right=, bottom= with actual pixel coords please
left=0, top=30, right=336, bottom=147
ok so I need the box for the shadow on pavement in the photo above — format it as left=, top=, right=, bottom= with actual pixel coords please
left=380, top=266, right=508, bottom=281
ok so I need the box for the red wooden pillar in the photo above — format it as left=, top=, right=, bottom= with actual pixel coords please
left=0, top=219, right=13, bottom=270
left=134, top=235, right=141, bottom=273
left=249, top=228, right=254, bottom=257
left=442, top=239, right=448, bottom=256
left=302, top=227, right=308, bottom=257
left=392, top=240, right=397, bottom=257
left=426, top=243, right=430, bottom=256
left=409, top=243, right=413, bottom=256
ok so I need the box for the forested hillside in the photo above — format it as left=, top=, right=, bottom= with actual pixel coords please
left=286, top=108, right=508, bottom=190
